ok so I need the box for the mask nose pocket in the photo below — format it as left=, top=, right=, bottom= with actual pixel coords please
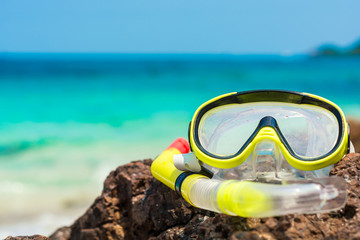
left=252, top=140, right=281, bottom=180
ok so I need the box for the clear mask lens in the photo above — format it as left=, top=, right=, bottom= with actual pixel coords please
left=198, top=102, right=339, bottom=159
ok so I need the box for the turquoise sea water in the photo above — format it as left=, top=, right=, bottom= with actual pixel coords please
left=0, top=53, right=360, bottom=236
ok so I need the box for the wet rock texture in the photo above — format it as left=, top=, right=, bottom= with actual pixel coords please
left=7, top=121, right=360, bottom=240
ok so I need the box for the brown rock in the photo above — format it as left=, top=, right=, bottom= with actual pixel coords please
left=45, top=153, right=360, bottom=240
left=5, top=235, right=49, bottom=240
left=349, top=119, right=360, bottom=152
left=49, top=227, right=71, bottom=240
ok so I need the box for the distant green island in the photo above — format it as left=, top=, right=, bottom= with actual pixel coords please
left=312, top=38, right=360, bottom=57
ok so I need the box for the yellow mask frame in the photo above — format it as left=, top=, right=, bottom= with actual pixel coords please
left=189, top=90, right=349, bottom=171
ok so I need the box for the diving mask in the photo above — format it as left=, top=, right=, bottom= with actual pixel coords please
left=151, top=90, right=352, bottom=217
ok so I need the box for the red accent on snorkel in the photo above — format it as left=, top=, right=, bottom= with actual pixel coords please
left=167, top=137, right=190, bottom=154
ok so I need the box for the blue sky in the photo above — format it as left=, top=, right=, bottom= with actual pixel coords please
left=1, top=0, right=360, bottom=54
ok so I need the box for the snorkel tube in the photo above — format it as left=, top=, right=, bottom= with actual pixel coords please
left=151, top=138, right=347, bottom=217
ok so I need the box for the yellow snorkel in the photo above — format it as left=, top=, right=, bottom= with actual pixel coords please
left=152, top=138, right=348, bottom=217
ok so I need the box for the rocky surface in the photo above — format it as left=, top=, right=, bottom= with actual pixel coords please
left=5, top=235, right=49, bottom=240
left=46, top=153, right=360, bottom=240
left=6, top=120, right=360, bottom=240
left=349, top=119, right=360, bottom=153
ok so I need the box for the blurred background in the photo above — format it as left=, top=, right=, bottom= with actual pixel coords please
left=1, top=0, right=360, bottom=237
